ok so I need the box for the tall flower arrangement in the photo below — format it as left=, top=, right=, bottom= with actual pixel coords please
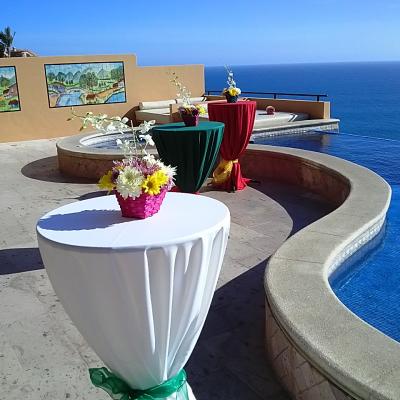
left=171, top=72, right=205, bottom=123
left=171, top=72, right=192, bottom=106
left=71, top=110, right=176, bottom=217
left=222, top=66, right=241, bottom=102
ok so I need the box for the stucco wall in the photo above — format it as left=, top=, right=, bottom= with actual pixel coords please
left=0, top=54, right=204, bottom=142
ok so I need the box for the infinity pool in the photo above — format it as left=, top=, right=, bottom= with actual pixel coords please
left=255, top=132, right=400, bottom=342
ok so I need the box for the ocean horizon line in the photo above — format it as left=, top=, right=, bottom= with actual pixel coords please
left=205, top=59, right=400, bottom=68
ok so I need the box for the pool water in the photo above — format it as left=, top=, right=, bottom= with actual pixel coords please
left=255, top=132, right=400, bottom=342
left=81, top=133, right=146, bottom=149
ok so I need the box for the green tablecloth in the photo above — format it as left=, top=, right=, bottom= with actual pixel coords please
left=152, top=122, right=224, bottom=193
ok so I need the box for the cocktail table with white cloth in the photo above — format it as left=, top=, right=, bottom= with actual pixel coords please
left=37, top=193, right=230, bottom=399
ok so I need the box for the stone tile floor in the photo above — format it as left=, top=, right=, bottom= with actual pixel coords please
left=0, top=138, right=334, bottom=399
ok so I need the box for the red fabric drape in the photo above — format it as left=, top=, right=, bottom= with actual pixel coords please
left=208, top=101, right=256, bottom=191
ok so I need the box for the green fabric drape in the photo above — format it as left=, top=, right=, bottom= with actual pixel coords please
left=152, top=122, right=224, bottom=193
left=89, top=368, right=188, bottom=400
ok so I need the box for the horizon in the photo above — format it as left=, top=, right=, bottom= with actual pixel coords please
left=206, top=59, right=400, bottom=68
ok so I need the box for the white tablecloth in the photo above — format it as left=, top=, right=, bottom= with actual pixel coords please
left=37, top=193, right=230, bottom=397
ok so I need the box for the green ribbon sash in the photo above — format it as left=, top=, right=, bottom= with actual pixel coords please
left=89, top=367, right=188, bottom=400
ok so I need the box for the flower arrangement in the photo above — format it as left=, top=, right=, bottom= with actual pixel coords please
left=222, top=66, right=241, bottom=102
left=171, top=72, right=206, bottom=126
left=71, top=110, right=176, bottom=218
left=171, top=72, right=192, bottom=106
left=178, top=104, right=206, bottom=117
left=98, top=153, right=175, bottom=198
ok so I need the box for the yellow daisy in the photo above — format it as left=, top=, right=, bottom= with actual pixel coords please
left=196, top=105, right=206, bottom=115
left=142, top=171, right=168, bottom=195
left=98, top=171, right=115, bottom=191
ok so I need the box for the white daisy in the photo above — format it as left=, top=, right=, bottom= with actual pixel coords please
left=157, top=161, right=176, bottom=179
left=143, top=154, right=157, bottom=165
left=116, top=166, right=144, bottom=199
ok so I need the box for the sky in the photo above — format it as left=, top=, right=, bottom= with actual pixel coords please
left=0, top=66, right=16, bottom=79
left=2, top=0, right=400, bottom=66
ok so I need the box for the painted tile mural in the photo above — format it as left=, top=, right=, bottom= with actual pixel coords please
left=45, top=62, right=126, bottom=108
left=0, top=66, right=21, bottom=112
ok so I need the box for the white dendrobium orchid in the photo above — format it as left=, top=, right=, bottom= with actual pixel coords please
left=171, top=72, right=192, bottom=106
left=116, top=139, right=136, bottom=157
left=106, top=123, right=117, bottom=132
left=71, top=108, right=157, bottom=157
left=138, top=120, right=156, bottom=133
left=139, top=134, right=155, bottom=147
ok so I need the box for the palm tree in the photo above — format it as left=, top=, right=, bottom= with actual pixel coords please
left=0, top=26, right=16, bottom=57
left=0, top=42, right=5, bottom=58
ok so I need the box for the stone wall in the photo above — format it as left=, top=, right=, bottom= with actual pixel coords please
left=265, top=300, right=355, bottom=400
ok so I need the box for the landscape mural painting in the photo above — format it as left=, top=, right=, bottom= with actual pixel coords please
left=0, top=66, right=21, bottom=112
left=45, top=61, right=126, bottom=108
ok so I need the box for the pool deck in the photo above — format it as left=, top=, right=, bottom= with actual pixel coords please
left=0, top=138, right=333, bottom=400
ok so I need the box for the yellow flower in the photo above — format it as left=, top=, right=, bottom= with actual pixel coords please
left=196, top=105, right=206, bottom=115
left=98, top=171, right=115, bottom=191
left=228, top=88, right=237, bottom=96
left=142, top=170, right=168, bottom=196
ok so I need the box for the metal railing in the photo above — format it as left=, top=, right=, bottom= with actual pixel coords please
left=205, top=90, right=328, bottom=102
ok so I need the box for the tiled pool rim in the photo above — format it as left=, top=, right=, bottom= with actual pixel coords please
left=240, top=145, right=397, bottom=400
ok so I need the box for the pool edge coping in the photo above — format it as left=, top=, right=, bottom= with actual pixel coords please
left=244, top=144, right=397, bottom=399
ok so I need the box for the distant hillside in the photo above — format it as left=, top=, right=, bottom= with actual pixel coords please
left=0, top=75, right=15, bottom=87
left=66, top=72, right=74, bottom=82
left=98, top=68, right=110, bottom=79
left=73, top=71, right=81, bottom=83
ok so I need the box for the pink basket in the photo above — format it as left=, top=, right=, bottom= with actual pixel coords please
left=115, top=188, right=167, bottom=219
left=181, top=113, right=199, bottom=127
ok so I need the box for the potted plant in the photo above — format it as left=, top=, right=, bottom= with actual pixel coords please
left=71, top=111, right=176, bottom=218
left=222, top=66, right=241, bottom=103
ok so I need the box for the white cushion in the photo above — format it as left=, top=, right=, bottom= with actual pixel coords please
left=139, top=100, right=175, bottom=110
left=253, top=111, right=309, bottom=129
left=135, top=109, right=171, bottom=124
left=190, top=97, right=206, bottom=103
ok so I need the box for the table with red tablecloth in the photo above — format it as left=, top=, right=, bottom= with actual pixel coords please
left=208, top=101, right=256, bottom=191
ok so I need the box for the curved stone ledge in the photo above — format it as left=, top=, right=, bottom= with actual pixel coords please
left=57, top=132, right=157, bottom=180
left=241, top=145, right=397, bottom=399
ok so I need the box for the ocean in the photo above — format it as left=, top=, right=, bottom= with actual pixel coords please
left=205, top=62, right=400, bottom=140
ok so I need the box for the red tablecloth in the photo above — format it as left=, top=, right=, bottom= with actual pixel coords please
left=208, top=101, right=256, bottom=191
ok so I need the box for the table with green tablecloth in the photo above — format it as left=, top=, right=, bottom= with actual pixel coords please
left=151, top=122, right=224, bottom=193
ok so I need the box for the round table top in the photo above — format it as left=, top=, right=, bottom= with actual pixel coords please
left=37, top=193, right=230, bottom=249
left=152, top=121, right=224, bottom=133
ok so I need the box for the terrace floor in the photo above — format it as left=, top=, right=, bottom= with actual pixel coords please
left=0, top=138, right=334, bottom=400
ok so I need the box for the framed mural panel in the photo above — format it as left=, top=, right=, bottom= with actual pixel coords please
left=44, top=61, right=127, bottom=108
left=0, top=66, right=21, bottom=112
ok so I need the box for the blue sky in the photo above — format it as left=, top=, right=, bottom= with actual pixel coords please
left=0, top=66, right=16, bottom=79
left=2, top=0, right=400, bottom=66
